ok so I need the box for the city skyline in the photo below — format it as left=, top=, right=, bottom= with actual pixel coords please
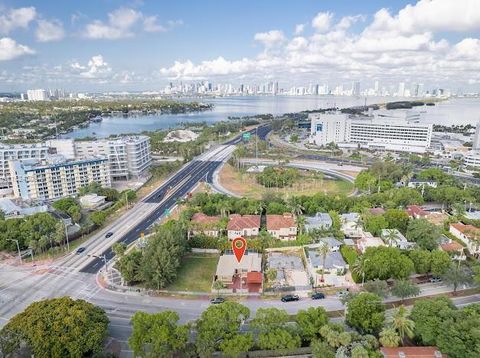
left=1, top=0, right=480, bottom=91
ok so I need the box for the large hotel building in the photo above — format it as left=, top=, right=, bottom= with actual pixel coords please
left=309, top=111, right=433, bottom=153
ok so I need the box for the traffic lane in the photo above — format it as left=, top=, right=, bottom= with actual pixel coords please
left=80, top=160, right=223, bottom=273
left=143, top=160, right=206, bottom=204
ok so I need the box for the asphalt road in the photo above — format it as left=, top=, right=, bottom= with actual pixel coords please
left=78, top=124, right=271, bottom=274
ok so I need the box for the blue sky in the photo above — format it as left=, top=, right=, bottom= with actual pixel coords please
left=1, top=0, right=480, bottom=91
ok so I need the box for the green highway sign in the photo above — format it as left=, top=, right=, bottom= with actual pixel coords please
left=242, top=132, right=251, bottom=140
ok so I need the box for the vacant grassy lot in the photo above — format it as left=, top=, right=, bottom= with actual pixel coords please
left=219, top=163, right=354, bottom=199
left=166, top=254, right=219, bottom=292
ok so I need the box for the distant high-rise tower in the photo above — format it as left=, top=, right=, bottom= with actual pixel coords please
left=397, top=82, right=405, bottom=97
left=374, top=81, right=379, bottom=95
left=352, top=81, right=361, bottom=96
left=473, top=121, right=480, bottom=150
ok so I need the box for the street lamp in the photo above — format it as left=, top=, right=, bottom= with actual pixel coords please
left=63, top=220, right=70, bottom=251
left=7, top=239, right=22, bottom=264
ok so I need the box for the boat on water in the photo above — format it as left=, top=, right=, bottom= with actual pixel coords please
left=90, top=115, right=103, bottom=122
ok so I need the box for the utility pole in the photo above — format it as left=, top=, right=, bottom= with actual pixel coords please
left=7, top=239, right=22, bottom=264
left=63, top=221, right=70, bottom=251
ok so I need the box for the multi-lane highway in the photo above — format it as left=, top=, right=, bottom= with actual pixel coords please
left=57, top=124, right=271, bottom=274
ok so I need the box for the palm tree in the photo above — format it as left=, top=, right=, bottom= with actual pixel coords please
left=296, top=215, right=306, bottom=235
left=379, top=327, right=401, bottom=348
left=319, top=242, right=330, bottom=283
left=391, top=306, right=415, bottom=344
left=384, top=229, right=399, bottom=247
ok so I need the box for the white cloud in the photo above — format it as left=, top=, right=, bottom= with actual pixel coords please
left=0, top=7, right=36, bottom=34
left=85, top=8, right=141, bottom=39
left=156, top=1, right=480, bottom=88
left=367, top=0, right=480, bottom=35
left=0, top=37, right=35, bottom=61
left=35, top=19, right=65, bottom=42
left=70, top=55, right=112, bottom=78
left=160, top=56, right=255, bottom=79
left=294, top=24, right=305, bottom=35
left=254, top=30, right=285, bottom=47
left=143, top=16, right=166, bottom=32
left=312, top=12, right=333, bottom=33
left=84, top=7, right=182, bottom=39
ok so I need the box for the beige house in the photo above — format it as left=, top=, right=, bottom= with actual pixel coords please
left=449, top=223, right=480, bottom=256
left=266, top=213, right=297, bottom=240
left=191, top=213, right=222, bottom=237
left=227, top=214, right=261, bottom=240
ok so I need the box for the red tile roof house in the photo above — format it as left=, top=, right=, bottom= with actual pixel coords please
left=380, top=346, right=446, bottom=358
left=266, top=213, right=297, bottom=240
left=227, top=214, right=261, bottom=240
left=440, top=240, right=466, bottom=260
left=406, top=205, right=429, bottom=219
left=449, top=222, right=480, bottom=257
left=190, top=213, right=222, bottom=237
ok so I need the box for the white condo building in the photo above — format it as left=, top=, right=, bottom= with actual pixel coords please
left=0, top=143, right=51, bottom=189
left=26, top=89, right=49, bottom=101
left=9, top=156, right=111, bottom=201
left=70, top=136, right=151, bottom=180
left=309, top=112, right=433, bottom=153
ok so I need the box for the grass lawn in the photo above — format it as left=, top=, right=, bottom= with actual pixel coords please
left=165, top=254, right=219, bottom=292
left=219, top=163, right=354, bottom=199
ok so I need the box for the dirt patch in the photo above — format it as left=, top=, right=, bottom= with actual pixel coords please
left=218, top=163, right=354, bottom=199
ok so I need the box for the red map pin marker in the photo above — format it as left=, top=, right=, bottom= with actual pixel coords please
left=232, top=237, right=247, bottom=263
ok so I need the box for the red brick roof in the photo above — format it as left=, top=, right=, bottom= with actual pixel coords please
left=440, top=241, right=464, bottom=252
left=227, top=214, right=261, bottom=231
left=246, top=271, right=263, bottom=284
left=451, top=222, right=480, bottom=240
left=266, top=214, right=296, bottom=230
left=407, top=205, right=428, bottom=218
left=380, top=346, right=445, bottom=358
left=191, top=212, right=221, bottom=225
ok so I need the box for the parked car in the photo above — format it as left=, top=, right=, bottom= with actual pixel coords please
left=210, top=297, right=225, bottom=304
left=105, top=232, right=114, bottom=238
left=429, top=276, right=442, bottom=283
left=281, top=294, right=300, bottom=302
left=311, top=292, right=325, bottom=300
left=76, top=247, right=86, bottom=254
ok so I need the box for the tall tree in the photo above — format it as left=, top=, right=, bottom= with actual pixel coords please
left=195, top=302, right=250, bottom=358
left=295, top=307, right=329, bottom=342
left=346, top=293, right=385, bottom=334
left=251, top=308, right=301, bottom=351
left=128, top=311, right=188, bottom=358
left=0, top=297, right=108, bottom=358
left=441, top=264, right=472, bottom=294
left=410, top=297, right=456, bottom=345
left=406, top=219, right=441, bottom=250
left=391, top=279, right=420, bottom=302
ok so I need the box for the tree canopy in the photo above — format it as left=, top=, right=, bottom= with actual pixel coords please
left=346, top=293, right=385, bottom=334
left=0, top=297, right=108, bottom=358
